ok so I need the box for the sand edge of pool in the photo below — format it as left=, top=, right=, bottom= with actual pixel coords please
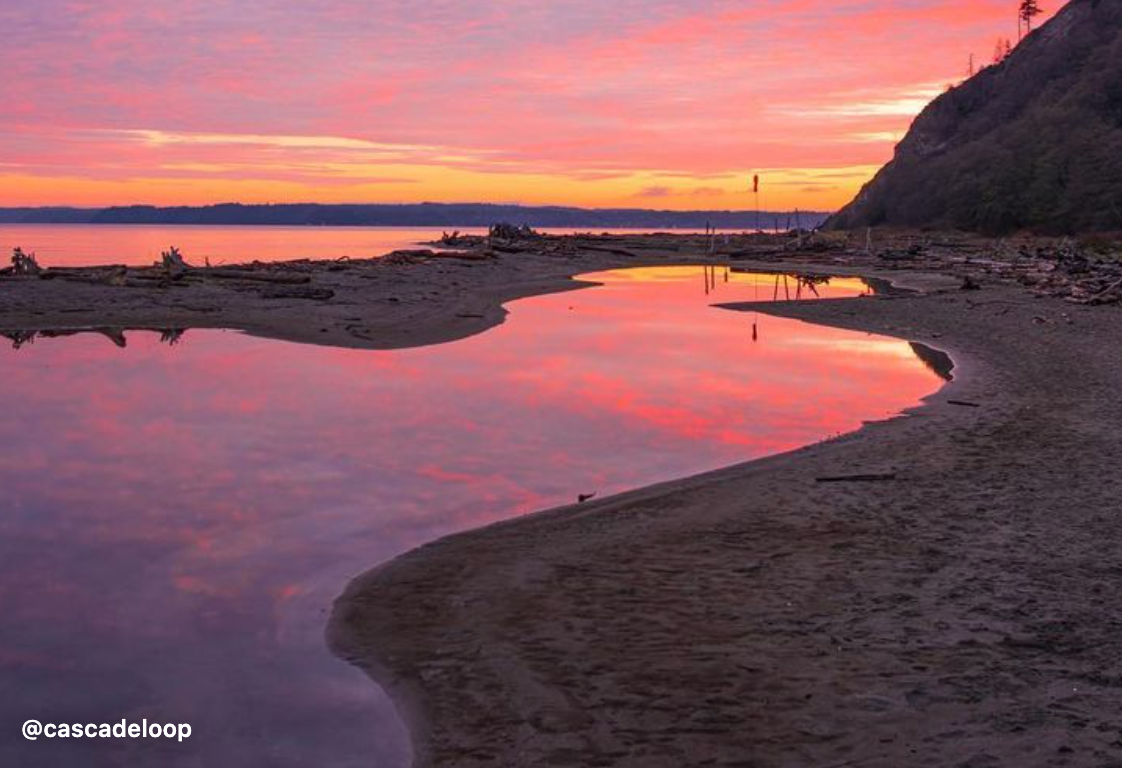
left=329, top=251, right=1122, bottom=766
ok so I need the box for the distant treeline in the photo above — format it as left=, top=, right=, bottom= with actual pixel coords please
left=0, top=203, right=830, bottom=230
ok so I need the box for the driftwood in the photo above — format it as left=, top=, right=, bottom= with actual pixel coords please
left=489, top=242, right=534, bottom=254
left=1086, top=276, right=1122, bottom=304
left=38, top=265, right=129, bottom=285
left=204, top=269, right=311, bottom=284
left=160, top=246, right=191, bottom=279
left=816, top=473, right=898, bottom=483
left=12, top=248, right=41, bottom=276
left=383, top=249, right=494, bottom=264
left=383, top=249, right=436, bottom=265
left=102, top=265, right=129, bottom=286
left=575, top=244, right=641, bottom=258
left=489, top=222, right=540, bottom=241
left=440, top=230, right=478, bottom=247
left=258, top=287, right=335, bottom=300
left=440, top=250, right=496, bottom=261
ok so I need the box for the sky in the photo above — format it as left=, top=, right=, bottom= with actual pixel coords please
left=0, top=0, right=1060, bottom=211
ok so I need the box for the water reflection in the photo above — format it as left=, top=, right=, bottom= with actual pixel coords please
left=1, top=328, right=188, bottom=350
left=0, top=267, right=944, bottom=767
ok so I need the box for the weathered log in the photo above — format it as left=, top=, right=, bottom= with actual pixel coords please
left=38, top=265, right=130, bottom=285
left=258, top=287, right=335, bottom=300
left=816, top=473, right=898, bottom=483
left=576, top=245, right=641, bottom=258
left=203, top=269, right=311, bottom=284
left=431, top=249, right=495, bottom=261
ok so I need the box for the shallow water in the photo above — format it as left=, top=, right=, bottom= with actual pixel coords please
left=0, top=267, right=944, bottom=766
left=0, top=223, right=482, bottom=267
left=1, top=224, right=748, bottom=268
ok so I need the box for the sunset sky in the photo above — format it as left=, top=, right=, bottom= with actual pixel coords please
left=1, top=0, right=1059, bottom=211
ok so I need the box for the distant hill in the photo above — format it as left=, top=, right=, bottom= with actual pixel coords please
left=0, top=203, right=829, bottom=231
left=829, top=0, right=1122, bottom=235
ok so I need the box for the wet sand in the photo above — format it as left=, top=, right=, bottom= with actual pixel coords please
left=325, top=254, right=1122, bottom=765
left=8, top=233, right=1122, bottom=765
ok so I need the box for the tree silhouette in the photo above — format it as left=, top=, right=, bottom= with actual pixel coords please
left=1019, top=0, right=1043, bottom=38
left=993, top=37, right=1013, bottom=65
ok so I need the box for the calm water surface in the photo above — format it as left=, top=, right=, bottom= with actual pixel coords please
left=0, top=267, right=945, bottom=767
left=1, top=224, right=750, bottom=268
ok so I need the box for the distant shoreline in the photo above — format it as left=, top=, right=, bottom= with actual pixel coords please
left=0, top=202, right=831, bottom=231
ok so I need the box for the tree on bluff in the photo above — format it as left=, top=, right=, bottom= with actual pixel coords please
left=1020, top=0, right=1043, bottom=38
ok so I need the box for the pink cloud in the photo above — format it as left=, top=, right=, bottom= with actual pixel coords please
left=0, top=0, right=1064, bottom=206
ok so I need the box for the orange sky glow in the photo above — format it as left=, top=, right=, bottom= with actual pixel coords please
left=0, top=1, right=1060, bottom=211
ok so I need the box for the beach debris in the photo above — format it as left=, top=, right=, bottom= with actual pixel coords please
left=489, top=222, right=540, bottom=242
left=258, top=286, right=335, bottom=300
left=383, top=249, right=495, bottom=265
left=382, top=249, right=432, bottom=265
left=33, top=264, right=132, bottom=286
left=12, top=247, right=42, bottom=276
left=948, top=400, right=982, bottom=408
left=102, top=265, right=129, bottom=286
left=576, top=244, right=642, bottom=258
left=578, top=492, right=597, bottom=503
left=816, top=473, right=898, bottom=483
left=206, top=268, right=311, bottom=284
left=159, top=246, right=192, bottom=279
left=440, top=230, right=476, bottom=247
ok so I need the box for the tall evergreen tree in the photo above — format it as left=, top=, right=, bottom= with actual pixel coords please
left=1020, top=0, right=1043, bottom=37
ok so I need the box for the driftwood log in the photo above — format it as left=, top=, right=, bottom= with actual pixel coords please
left=204, top=269, right=311, bottom=284
left=160, top=246, right=191, bottom=279
left=12, top=248, right=42, bottom=276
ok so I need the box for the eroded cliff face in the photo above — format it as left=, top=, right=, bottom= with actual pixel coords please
left=829, top=0, right=1122, bottom=235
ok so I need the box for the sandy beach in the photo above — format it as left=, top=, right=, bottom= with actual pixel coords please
left=316, top=240, right=1122, bottom=766
left=6, top=232, right=1122, bottom=765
